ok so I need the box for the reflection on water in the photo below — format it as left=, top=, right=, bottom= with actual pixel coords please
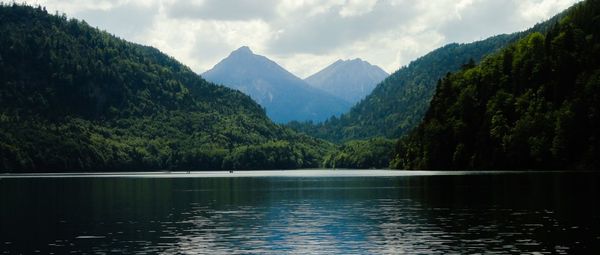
left=1, top=171, right=599, bottom=254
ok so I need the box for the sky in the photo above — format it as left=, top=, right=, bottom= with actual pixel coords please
left=19, top=0, right=581, bottom=78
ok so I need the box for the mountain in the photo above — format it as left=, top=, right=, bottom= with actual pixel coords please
left=0, top=4, right=333, bottom=172
left=288, top=15, right=565, bottom=143
left=202, top=47, right=351, bottom=123
left=304, top=58, right=388, bottom=103
left=392, top=0, right=600, bottom=170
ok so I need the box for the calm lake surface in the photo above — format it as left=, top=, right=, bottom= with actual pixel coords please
left=1, top=170, right=599, bottom=254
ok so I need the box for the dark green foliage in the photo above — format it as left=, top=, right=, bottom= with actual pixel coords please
left=0, top=4, right=331, bottom=172
left=222, top=140, right=328, bottom=170
left=392, top=0, right=600, bottom=170
left=323, top=138, right=395, bottom=169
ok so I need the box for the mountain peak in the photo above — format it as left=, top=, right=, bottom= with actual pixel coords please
left=305, top=58, right=389, bottom=103
left=202, top=47, right=351, bottom=123
left=335, top=58, right=364, bottom=65
left=231, top=46, right=253, bottom=56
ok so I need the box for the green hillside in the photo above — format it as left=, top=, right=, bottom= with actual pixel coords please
left=0, top=4, right=332, bottom=172
left=392, top=0, right=600, bottom=170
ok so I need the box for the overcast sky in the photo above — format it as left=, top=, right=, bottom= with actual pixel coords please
left=21, top=0, right=581, bottom=78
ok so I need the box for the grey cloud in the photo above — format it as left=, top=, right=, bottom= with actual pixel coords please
left=166, top=0, right=278, bottom=21
left=77, top=3, right=158, bottom=39
left=267, top=1, right=419, bottom=55
left=438, top=1, right=528, bottom=43
left=190, top=39, right=233, bottom=71
left=42, top=0, right=578, bottom=77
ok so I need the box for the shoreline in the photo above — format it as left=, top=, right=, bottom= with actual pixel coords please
left=0, top=169, right=586, bottom=179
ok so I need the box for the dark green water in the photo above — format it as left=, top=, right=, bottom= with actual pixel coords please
left=1, top=171, right=599, bottom=254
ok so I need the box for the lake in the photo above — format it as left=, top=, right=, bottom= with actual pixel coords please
left=1, top=170, right=599, bottom=254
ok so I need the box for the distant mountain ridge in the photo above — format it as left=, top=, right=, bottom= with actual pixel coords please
left=202, top=47, right=351, bottom=123
left=305, top=58, right=388, bottom=103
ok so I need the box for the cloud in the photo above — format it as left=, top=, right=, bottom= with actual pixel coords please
left=518, top=0, right=579, bottom=21
left=139, top=17, right=273, bottom=72
left=267, top=1, right=419, bottom=55
left=339, top=0, right=378, bottom=17
left=435, top=0, right=578, bottom=43
left=166, top=0, right=278, bottom=21
left=435, top=0, right=525, bottom=43
left=17, top=0, right=583, bottom=77
left=77, top=2, right=157, bottom=39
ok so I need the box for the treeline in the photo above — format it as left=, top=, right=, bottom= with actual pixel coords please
left=0, top=4, right=332, bottom=172
left=392, top=0, right=600, bottom=170
left=322, top=138, right=395, bottom=169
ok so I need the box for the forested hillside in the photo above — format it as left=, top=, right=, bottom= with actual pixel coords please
left=0, top=4, right=332, bottom=172
left=392, top=0, right=600, bottom=170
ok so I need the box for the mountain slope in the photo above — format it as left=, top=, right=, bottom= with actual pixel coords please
left=289, top=14, right=565, bottom=143
left=0, top=4, right=332, bottom=172
left=202, top=47, right=351, bottom=123
left=305, top=58, right=388, bottom=103
left=392, top=0, right=600, bottom=170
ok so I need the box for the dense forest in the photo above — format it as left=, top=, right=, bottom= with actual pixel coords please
left=322, top=138, right=395, bottom=169
left=392, top=0, right=600, bottom=170
left=0, top=4, right=333, bottom=172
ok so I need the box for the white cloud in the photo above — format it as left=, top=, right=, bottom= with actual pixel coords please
left=23, top=0, right=141, bottom=13
left=276, top=0, right=344, bottom=17
left=166, top=0, right=278, bottom=21
left=339, top=0, right=378, bottom=17
left=518, top=0, right=578, bottom=22
left=17, top=0, right=583, bottom=77
left=139, top=16, right=273, bottom=73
